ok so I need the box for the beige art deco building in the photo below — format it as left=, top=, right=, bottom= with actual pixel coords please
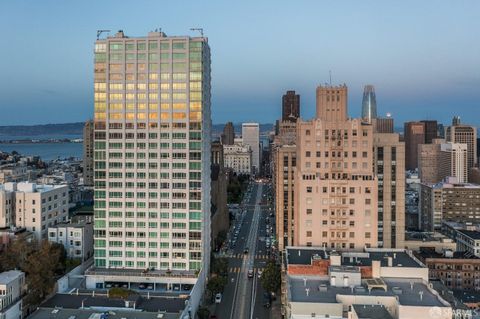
left=294, top=85, right=378, bottom=250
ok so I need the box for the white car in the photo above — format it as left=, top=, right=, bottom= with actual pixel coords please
left=257, top=269, right=263, bottom=278
left=215, top=293, right=222, bottom=304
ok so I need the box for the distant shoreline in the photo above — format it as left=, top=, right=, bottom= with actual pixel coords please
left=0, top=139, right=83, bottom=144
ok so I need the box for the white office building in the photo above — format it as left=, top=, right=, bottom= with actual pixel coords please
left=223, top=143, right=252, bottom=175
left=241, top=123, right=260, bottom=174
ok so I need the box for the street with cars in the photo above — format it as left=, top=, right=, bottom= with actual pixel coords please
left=213, top=179, right=276, bottom=319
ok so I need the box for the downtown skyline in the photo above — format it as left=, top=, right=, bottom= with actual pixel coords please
left=0, top=0, right=479, bottom=127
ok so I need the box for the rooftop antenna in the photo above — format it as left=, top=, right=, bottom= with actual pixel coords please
left=96, top=30, right=111, bottom=40
left=190, top=28, right=204, bottom=37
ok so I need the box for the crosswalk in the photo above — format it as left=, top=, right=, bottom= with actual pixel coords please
left=229, top=267, right=264, bottom=273
left=229, top=253, right=271, bottom=260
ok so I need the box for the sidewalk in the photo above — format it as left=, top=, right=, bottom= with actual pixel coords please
left=270, top=296, right=282, bottom=319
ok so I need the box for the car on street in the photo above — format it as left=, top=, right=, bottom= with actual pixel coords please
left=248, top=269, right=254, bottom=278
left=244, top=247, right=249, bottom=254
left=215, top=293, right=222, bottom=304
left=257, top=269, right=263, bottom=278
left=263, top=292, right=272, bottom=308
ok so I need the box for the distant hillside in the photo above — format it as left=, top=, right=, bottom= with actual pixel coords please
left=0, top=122, right=85, bottom=137
left=0, top=122, right=275, bottom=138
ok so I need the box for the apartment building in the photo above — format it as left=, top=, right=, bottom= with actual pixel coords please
left=283, top=247, right=452, bottom=319
left=87, top=31, right=211, bottom=314
left=48, top=221, right=94, bottom=261
left=420, top=182, right=480, bottom=231
left=272, top=120, right=298, bottom=252
left=0, top=185, right=14, bottom=229
left=294, top=85, right=378, bottom=250
left=0, top=182, right=69, bottom=242
left=0, top=164, right=28, bottom=184
left=83, top=120, right=94, bottom=187
left=373, top=133, right=405, bottom=248
left=0, top=270, right=25, bottom=319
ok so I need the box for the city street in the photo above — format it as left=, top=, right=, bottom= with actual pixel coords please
left=213, top=181, right=275, bottom=319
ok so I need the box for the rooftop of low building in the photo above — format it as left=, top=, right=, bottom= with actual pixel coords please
left=40, top=292, right=187, bottom=315
left=352, top=304, right=394, bottom=319
left=285, top=247, right=424, bottom=268
left=0, top=270, right=23, bottom=285
left=287, top=276, right=447, bottom=307
left=458, top=229, right=480, bottom=240
left=29, top=307, right=179, bottom=319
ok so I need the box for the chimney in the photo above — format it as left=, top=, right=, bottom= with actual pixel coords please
left=372, top=260, right=381, bottom=278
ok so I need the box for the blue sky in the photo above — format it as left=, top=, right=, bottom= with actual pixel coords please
left=0, top=0, right=478, bottom=126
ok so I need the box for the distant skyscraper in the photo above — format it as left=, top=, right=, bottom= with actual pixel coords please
left=404, top=122, right=425, bottom=171
left=421, top=120, right=438, bottom=144
left=361, top=85, right=377, bottom=122
left=83, top=120, right=94, bottom=187
left=242, top=123, right=260, bottom=174
left=446, top=119, right=477, bottom=181
left=282, top=90, right=300, bottom=122
left=452, top=116, right=461, bottom=126
left=221, top=121, right=234, bottom=145
left=88, top=30, right=211, bottom=299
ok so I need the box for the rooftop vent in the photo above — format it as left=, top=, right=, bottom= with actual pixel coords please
left=392, top=287, right=403, bottom=295
left=354, top=286, right=366, bottom=293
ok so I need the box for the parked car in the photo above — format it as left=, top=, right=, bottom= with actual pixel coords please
left=263, top=292, right=272, bottom=308
left=248, top=269, right=254, bottom=279
left=215, top=293, right=222, bottom=304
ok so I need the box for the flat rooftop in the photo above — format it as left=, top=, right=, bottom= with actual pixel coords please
left=286, top=247, right=328, bottom=265
left=29, top=308, right=179, bottom=319
left=49, top=221, right=92, bottom=228
left=85, top=267, right=197, bottom=279
left=341, top=251, right=422, bottom=268
left=41, top=293, right=187, bottom=314
left=458, top=229, right=480, bottom=240
left=288, top=276, right=446, bottom=307
left=0, top=270, right=23, bottom=285
left=285, top=247, right=423, bottom=268
left=353, top=304, right=393, bottom=319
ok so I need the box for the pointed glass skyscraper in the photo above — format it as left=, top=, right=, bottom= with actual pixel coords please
left=361, top=85, right=377, bottom=122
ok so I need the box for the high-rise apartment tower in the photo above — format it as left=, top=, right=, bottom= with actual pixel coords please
left=88, top=31, right=211, bottom=298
